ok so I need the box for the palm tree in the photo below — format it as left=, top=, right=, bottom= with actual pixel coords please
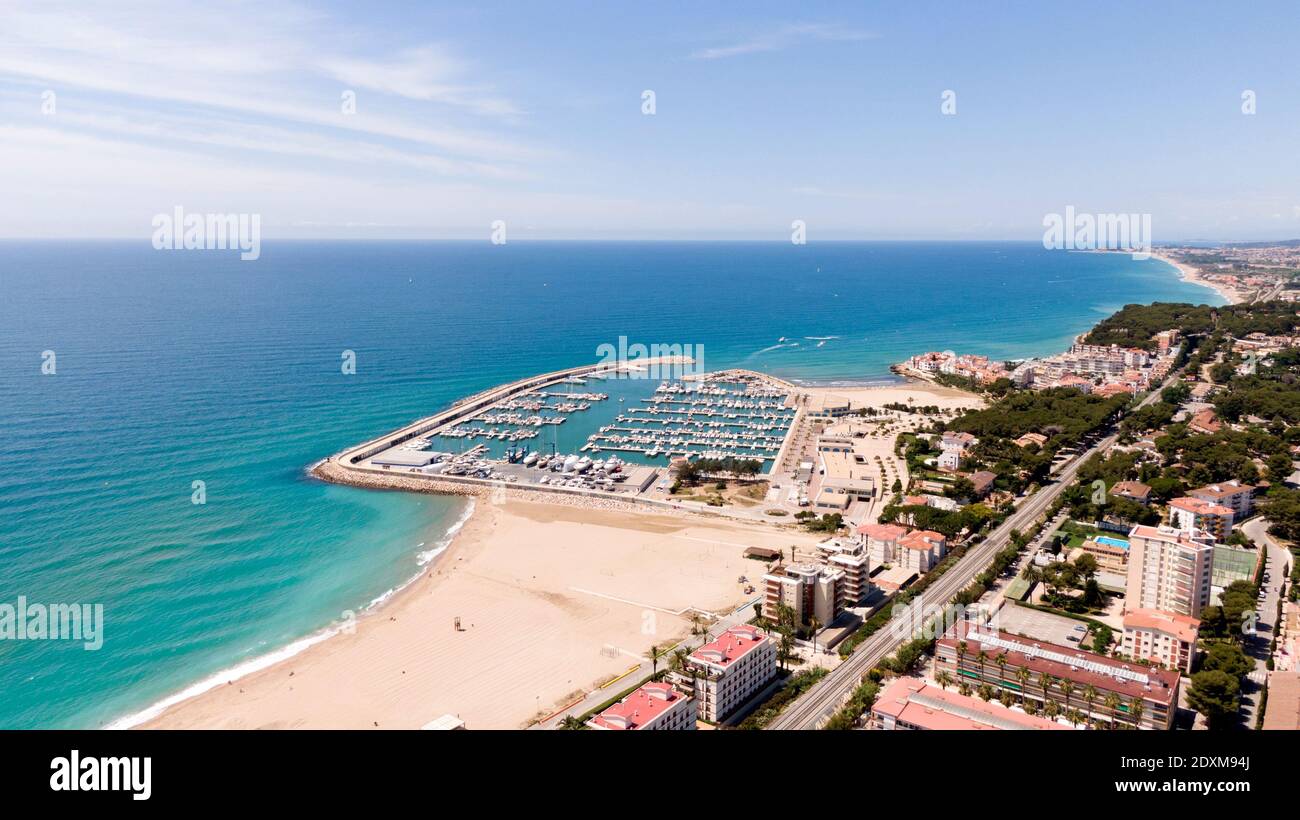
left=559, top=715, right=586, bottom=730
left=958, top=681, right=972, bottom=697
left=1128, top=698, right=1144, bottom=729
left=1044, top=700, right=1061, bottom=720
left=976, top=650, right=988, bottom=681
left=649, top=644, right=659, bottom=676
left=808, top=616, right=822, bottom=653
left=1060, top=680, right=1075, bottom=714
left=668, top=647, right=690, bottom=675
left=936, top=671, right=954, bottom=691
left=995, top=652, right=1008, bottom=684
left=1037, top=672, right=1054, bottom=708
left=777, top=628, right=795, bottom=671
left=1083, top=685, right=1098, bottom=726
left=1068, top=709, right=1084, bottom=728
left=1104, top=693, right=1122, bottom=730
left=977, top=684, right=994, bottom=702
left=999, top=690, right=1014, bottom=708
left=1016, top=667, right=1031, bottom=706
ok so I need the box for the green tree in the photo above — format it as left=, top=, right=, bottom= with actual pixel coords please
left=1187, top=670, right=1240, bottom=729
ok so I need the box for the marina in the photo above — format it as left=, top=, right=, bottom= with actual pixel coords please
left=329, top=360, right=802, bottom=500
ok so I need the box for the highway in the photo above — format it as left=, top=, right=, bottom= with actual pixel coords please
left=768, top=379, right=1174, bottom=729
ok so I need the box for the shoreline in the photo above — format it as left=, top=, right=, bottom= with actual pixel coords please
left=139, top=497, right=829, bottom=730
left=1149, top=250, right=1246, bottom=305
left=126, top=377, right=971, bottom=730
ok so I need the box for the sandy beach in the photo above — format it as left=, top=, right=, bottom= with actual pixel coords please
left=143, top=498, right=825, bottom=730
left=139, top=379, right=976, bottom=731
left=1151, top=251, right=1247, bottom=304
left=804, top=380, right=985, bottom=413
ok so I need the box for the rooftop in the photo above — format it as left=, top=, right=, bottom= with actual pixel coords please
left=690, top=625, right=770, bottom=670
left=1169, top=496, right=1234, bottom=517
left=1110, top=481, right=1151, bottom=500
left=1191, top=480, right=1255, bottom=500
left=873, top=677, right=1071, bottom=731
left=941, top=621, right=1181, bottom=706
left=588, top=682, right=690, bottom=730
left=1122, top=608, right=1201, bottom=643
left=859, top=522, right=908, bottom=540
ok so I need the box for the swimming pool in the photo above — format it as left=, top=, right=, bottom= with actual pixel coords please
left=1094, top=536, right=1130, bottom=550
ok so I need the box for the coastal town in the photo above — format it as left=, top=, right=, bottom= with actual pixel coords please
left=141, top=249, right=1300, bottom=735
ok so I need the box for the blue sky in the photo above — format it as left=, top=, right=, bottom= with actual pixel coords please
left=3, top=0, right=1299, bottom=240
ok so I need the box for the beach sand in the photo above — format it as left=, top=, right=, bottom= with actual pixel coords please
left=143, top=499, right=824, bottom=730
left=805, top=380, right=985, bottom=412
left=1151, top=251, right=1247, bottom=305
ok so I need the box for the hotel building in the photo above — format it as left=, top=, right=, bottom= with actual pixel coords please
left=1125, top=525, right=1215, bottom=618
left=586, top=682, right=697, bottom=730
left=935, top=621, right=1181, bottom=730
left=870, top=676, right=1071, bottom=731
left=1121, top=609, right=1201, bottom=674
left=1168, top=496, right=1234, bottom=541
left=676, top=626, right=777, bottom=722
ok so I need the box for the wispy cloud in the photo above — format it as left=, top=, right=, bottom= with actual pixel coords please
left=0, top=1, right=536, bottom=175
left=690, top=22, right=877, bottom=60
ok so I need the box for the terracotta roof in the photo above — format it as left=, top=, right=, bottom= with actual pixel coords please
left=1122, top=608, right=1201, bottom=644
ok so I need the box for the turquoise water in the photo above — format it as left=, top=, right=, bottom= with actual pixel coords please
left=0, top=240, right=1221, bottom=728
left=1094, top=536, right=1131, bottom=549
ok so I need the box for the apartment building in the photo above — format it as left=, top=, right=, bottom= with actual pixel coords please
left=1125, top=525, right=1216, bottom=618
left=1189, top=481, right=1255, bottom=519
left=858, top=522, right=908, bottom=566
left=1168, top=496, right=1234, bottom=541
left=677, top=626, right=776, bottom=722
left=934, top=621, right=1181, bottom=730
left=897, top=529, right=947, bottom=573
left=816, top=539, right=872, bottom=607
left=763, top=563, right=846, bottom=628
left=587, top=682, right=697, bottom=730
left=1121, top=609, right=1201, bottom=674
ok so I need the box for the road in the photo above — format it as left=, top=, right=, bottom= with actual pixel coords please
left=1239, top=517, right=1293, bottom=724
left=768, top=381, right=1173, bottom=729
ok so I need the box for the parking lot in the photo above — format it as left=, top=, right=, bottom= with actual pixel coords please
left=996, top=604, right=1090, bottom=647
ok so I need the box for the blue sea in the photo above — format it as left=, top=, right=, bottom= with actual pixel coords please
left=0, top=240, right=1222, bottom=728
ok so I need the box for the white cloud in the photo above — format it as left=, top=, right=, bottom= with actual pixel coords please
left=690, top=23, right=877, bottom=60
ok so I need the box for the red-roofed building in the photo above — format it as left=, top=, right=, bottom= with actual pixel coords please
left=897, top=530, right=947, bottom=572
left=587, top=682, right=697, bottom=730
left=870, top=676, right=1073, bottom=731
left=1122, top=609, right=1201, bottom=674
left=935, top=621, right=1180, bottom=730
left=1188, top=408, right=1223, bottom=435
left=677, top=626, right=776, bottom=722
left=1189, top=480, right=1255, bottom=519
left=859, top=522, right=908, bottom=565
left=1168, top=496, right=1234, bottom=540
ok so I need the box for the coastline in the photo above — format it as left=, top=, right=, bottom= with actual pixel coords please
left=139, top=497, right=830, bottom=730
left=1149, top=250, right=1246, bottom=305
left=129, top=377, right=973, bottom=730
